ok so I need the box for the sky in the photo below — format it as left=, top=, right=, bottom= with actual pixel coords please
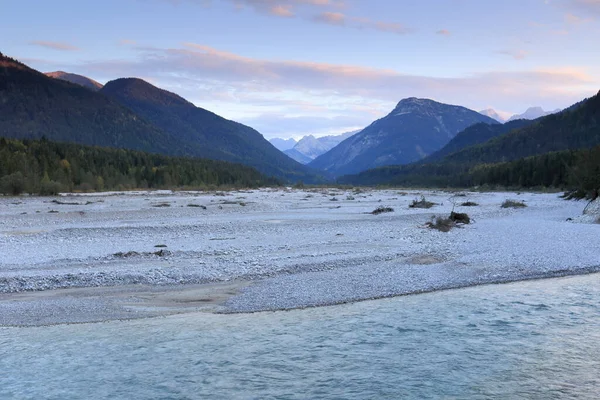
left=2, top=0, right=600, bottom=139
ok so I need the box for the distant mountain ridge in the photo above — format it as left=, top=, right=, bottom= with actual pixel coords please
left=308, top=98, right=498, bottom=176
left=283, top=130, right=360, bottom=164
left=479, top=108, right=507, bottom=123
left=269, top=138, right=297, bottom=151
left=507, top=106, right=559, bottom=122
left=45, top=71, right=103, bottom=91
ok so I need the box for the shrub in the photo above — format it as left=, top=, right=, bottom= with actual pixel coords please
left=371, top=206, right=394, bottom=215
left=39, top=180, right=63, bottom=196
left=409, top=196, right=436, bottom=209
left=450, top=211, right=470, bottom=224
left=426, top=217, right=456, bottom=232
left=0, top=172, right=26, bottom=195
left=78, top=182, right=94, bottom=192
left=501, top=199, right=527, bottom=208
left=460, top=201, right=478, bottom=207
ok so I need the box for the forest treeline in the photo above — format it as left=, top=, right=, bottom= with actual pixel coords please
left=0, top=137, right=281, bottom=195
left=339, top=145, right=600, bottom=198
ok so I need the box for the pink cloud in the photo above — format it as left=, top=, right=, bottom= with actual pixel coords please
left=314, top=12, right=410, bottom=34
left=78, top=43, right=597, bottom=109
left=497, top=49, right=529, bottom=60
left=565, top=12, right=592, bottom=24
left=563, top=0, right=600, bottom=15
left=315, top=11, right=345, bottom=24
left=225, top=0, right=344, bottom=16
left=29, top=41, right=80, bottom=51
left=51, top=42, right=597, bottom=137
left=270, top=4, right=294, bottom=16
left=436, top=29, right=451, bottom=36
left=119, top=39, right=137, bottom=46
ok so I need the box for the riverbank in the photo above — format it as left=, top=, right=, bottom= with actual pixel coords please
left=1, top=188, right=597, bottom=326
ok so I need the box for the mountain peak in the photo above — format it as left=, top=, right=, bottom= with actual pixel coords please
left=309, top=99, right=497, bottom=176
left=507, top=106, right=556, bottom=122
left=0, top=53, right=30, bottom=70
left=525, top=106, right=545, bottom=113
left=269, top=137, right=297, bottom=151
left=45, top=71, right=103, bottom=91
left=391, top=98, right=444, bottom=115
left=478, top=108, right=507, bottom=123
left=395, top=97, right=434, bottom=107
left=102, top=78, right=192, bottom=107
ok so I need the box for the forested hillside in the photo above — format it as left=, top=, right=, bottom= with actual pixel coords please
left=0, top=54, right=173, bottom=154
left=443, top=91, right=600, bottom=165
left=338, top=146, right=599, bottom=197
left=100, top=78, right=320, bottom=182
left=0, top=54, right=321, bottom=183
left=422, top=119, right=533, bottom=163
left=0, top=138, right=280, bottom=195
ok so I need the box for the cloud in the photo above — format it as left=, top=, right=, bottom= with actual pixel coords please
left=169, top=0, right=409, bottom=35
left=565, top=12, right=592, bottom=23
left=239, top=113, right=368, bottom=137
left=204, top=0, right=344, bottom=16
left=77, top=43, right=596, bottom=104
left=315, top=11, right=345, bottom=24
left=436, top=29, right=451, bottom=36
left=563, top=0, right=600, bottom=15
left=62, top=43, right=596, bottom=136
left=497, top=49, right=528, bottom=60
left=314, top=12, right=411, bottom=34
left=270, top=4, right=294, bottom=16
left=29, top=41, right=80, bottom=51
left=119, top=39, right=137, bottom=46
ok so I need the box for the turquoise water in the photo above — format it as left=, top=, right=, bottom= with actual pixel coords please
left=2, top=274, right=600, bottom=399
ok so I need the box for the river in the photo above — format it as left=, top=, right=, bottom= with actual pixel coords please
left=2, top=273, right=599, bottom=399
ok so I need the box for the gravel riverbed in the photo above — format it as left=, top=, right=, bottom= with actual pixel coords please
left=1, top=188, right=598, bottom=325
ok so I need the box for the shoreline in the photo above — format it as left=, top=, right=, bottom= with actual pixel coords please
left=2, top=267, right=600, bottom=327
left=222, top=266, right=600, bottom=314
left=0, top=280, right=251, bottom=327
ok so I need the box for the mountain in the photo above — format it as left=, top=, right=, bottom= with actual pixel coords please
left=269, top=137, right=297, bottom=151
left=45, top=71, right=103, bottom=91
left=308, top=98, right=498, bottom=177
left=100, top=78, right=319, bottom=181
left=0, top=54, right=319, bottom=182
left=507, top=106, right=559, bottom=122
left=283, top=148, right=313, bottom=164
left=339, top=91, right=600, bottom=187
left=423, top=119, right=534, bottom=163
left=442, top=92, right=600, bottom=165
left=284, top=130, right=360, bottom=164
left=479, top=108, right=506, bottom=123
left=0, top=53, right=175, bottom=154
